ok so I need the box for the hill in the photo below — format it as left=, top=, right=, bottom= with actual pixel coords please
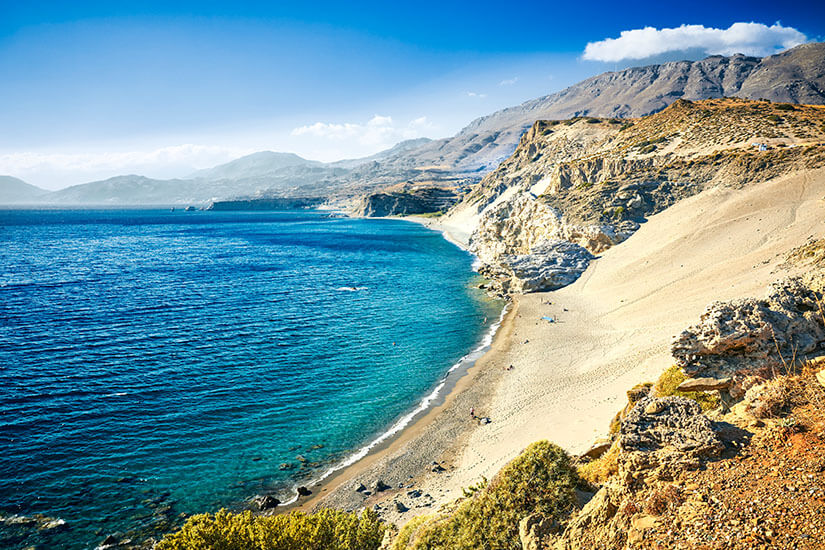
left=0, top=175, right=47, bottom=204
left=438, top=98, right=825, bottom=294
left=352, top=42, right=825, bottom=192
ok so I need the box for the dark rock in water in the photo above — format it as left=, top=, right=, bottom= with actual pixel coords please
left=297, top=486, right=312, bottom=497
left=295, top=455, right=307, bottom=462
left=395, top=501, right=409, bottom=513
left=184, top=205, right=197, bottom=212
left=256, top=495, right=280, bottom=510
left=100, top=534, right=118, bottom=547
left=251, top=456, right=262, bottom=461
left=279, top=463, right=294, bottom=471
left=374, top=480, right=391, bottom=492
left=309, top=444, right=324, bottom=450
left=355, top=483, right=367, bottom=492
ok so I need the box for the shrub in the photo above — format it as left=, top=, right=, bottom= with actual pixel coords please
left=654, top=365, right=720, bottom=411
left=643, top=485, right=683, bottom=515
left=395, top=441, right=580, bottom=549
left=775, top=103, right=795, bottom=111
left=639, top=144, right=657, bottom=154
left=157, top=508, right=386, bottom=550
left=578, top=443, right=620, bottom=486
left=767, top=114, right=782, bottom=123
left=619, top=122, right=633, bottom=131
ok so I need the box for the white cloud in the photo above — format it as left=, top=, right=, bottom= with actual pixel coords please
left=499, top=77, right=518, bottom=86
left=291, top=115, right=433, bottom=148
left=583, top=22, right=808, bottom=62
left=466, top=91, right=487, bottom=98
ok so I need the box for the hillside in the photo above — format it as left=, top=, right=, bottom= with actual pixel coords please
left=439, top=98, right=825, bottom=294
left=0, top=176, right=46, bottom=204
left=352, top=42, right=825, bottom=191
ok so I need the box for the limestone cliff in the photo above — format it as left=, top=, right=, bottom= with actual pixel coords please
left=448, top=99, right=825, bottom=295
left=353, top=186, right=458, bottom=217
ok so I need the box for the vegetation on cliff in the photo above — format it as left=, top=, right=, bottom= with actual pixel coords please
left=156, top=509, right=385, bottom=550
left=392, top=441, right=581, bottom=550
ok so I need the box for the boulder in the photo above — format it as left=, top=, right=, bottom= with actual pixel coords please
left=296, top=486, right=312, bottom=497
left=395, top=501, right=408, bottom=513
left=355, top=483, right=367, bottom=493
left=672, top=276, right=825, bottom=380
left=480, top=240, right=594, bottom=295
left=519, top=513, right=558, bottom=550
left=374, top=480, right=391, bottom=492
left=580, top=437, right=613, bottom=460
left=256, top=495, right=280, bottom=510
left=676, top=377, right=731, bottom=392
left=619, top=396, right=724, bottom=483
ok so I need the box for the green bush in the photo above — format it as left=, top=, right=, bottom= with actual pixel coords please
left=775, top=103, right=795, bottom=111
left=654, top=365, right=720, bottom=411
left=394, top=441, right=579, bottom=549
left=157, top=508, right=386, bottom=550
left=767, top=114, right=782, bottom=123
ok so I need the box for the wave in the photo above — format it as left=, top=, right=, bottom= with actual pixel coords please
left=278, top=302, right=509, bottom=506
left=334, top=286, right=368, bottom=292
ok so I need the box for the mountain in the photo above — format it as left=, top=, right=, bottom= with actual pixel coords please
left=43, top=175, right=205, bottom=205
left=328, top=138, right=433, bottom=169
left=190, top=151, right=322, bottom=180
left=0, top=175, right=47, bottom=204
left=362, top=42, right=825, bottom=182
left=30, top=42, right=825, bottom=205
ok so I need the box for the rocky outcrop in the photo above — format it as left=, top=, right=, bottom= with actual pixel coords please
left=618, top=397, right=724, bottom=485
left=672, top=276, right=825, bottom=387
left=457, top=99, right=825, bottom=296
left=555, top=397, right=724, bottom=550
left=207, top=197, right=326, bottom=210
left=354, top=187, right=458, bottom=217
left=478, top=240, right=593, bottom=295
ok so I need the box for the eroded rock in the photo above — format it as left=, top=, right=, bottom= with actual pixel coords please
left=672, top=276, right=825, bottom=382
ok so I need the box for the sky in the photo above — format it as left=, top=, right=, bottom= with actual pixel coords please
left=1, top=1, right=823, bottom=189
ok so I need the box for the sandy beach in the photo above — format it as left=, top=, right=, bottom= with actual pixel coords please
left=296, top=167, right=825, bottom=526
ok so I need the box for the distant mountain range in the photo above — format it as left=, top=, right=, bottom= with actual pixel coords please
left=3, top=42, right=824, bottom=206
left=0, top=175, right=48, bottom=204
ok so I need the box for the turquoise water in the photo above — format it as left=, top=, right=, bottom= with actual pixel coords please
left=0, top=209, right=501, bottom=549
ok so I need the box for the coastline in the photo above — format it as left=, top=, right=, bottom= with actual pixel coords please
left=287, top=169, right=825, bottom=526
left=273, top=212, right=501, bottom=511
left=291, top=296, right=519, bottom=518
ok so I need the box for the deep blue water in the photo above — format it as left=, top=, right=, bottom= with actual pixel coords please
left=0, top=209, right=501, bottom=549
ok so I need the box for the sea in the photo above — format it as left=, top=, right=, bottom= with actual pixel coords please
left=0, top=208, right=502, bottom=549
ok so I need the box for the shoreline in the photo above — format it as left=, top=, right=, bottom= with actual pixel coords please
left=274, top=212, right=502, bottom=510
left=291, top=297, right=519, bottom=517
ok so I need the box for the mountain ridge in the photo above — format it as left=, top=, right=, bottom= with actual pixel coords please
left=5, top=42, right=824, bottom=205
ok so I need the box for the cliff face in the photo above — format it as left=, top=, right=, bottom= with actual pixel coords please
left=353, top=187, right=458, bottom=217
left=452, top=99, right=825, bottom=295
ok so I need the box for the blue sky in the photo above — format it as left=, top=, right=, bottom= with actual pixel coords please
left=1, top=1, right=823, bottom=188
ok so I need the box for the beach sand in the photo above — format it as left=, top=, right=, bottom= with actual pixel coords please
left=296, top=167, right=825, bottom=526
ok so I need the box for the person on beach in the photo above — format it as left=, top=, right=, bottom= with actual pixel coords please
left=470, top=407, right=475, bottom=419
